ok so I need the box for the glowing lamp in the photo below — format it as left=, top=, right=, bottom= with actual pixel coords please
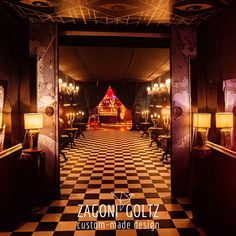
left=193, top=113, right=211, bottom=132
left=193, top=113, right=211, bottom=147
left=216, top=112, right=233, bottom=130
left=24, top=113, right=43, bottom=149
left=216, top=112, right=233, bottom=148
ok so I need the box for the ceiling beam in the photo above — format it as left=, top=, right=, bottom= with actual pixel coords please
left=60, top=30, right=169, bottom=39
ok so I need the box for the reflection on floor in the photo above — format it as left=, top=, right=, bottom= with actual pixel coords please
left=5, top=130, right=207, bottom=236
left=90, top=122, right=132, bottom=131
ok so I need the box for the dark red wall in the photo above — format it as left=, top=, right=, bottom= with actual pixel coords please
left=0, top=7, right=31, bottom=147
left=191, top=2, right=236, bottom=143
left=198, top=2, right=236, bottom=83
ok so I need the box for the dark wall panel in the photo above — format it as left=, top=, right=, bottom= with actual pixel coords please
left=0, top=8, right=30, bottom=148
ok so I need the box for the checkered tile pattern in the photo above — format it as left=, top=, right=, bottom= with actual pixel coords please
left=2, top=130, right=207, bottom=236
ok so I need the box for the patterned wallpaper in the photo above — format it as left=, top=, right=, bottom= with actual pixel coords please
left=224, top=79, right=236, bottom=150
left=29, top=24, right=59, bottom=197
left=171, top=26, right=197, bottom=196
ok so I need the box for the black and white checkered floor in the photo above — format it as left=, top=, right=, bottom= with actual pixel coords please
left=3, top=130, right=207, bottom=236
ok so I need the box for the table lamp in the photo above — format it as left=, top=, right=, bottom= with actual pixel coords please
left=216, top=112, right=233, bottom=148
left=24, top=113, right=43, bottom=149
left=193, top=113, right=211, bottom=147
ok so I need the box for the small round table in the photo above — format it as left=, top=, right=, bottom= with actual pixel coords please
left=140, top=122, right=152, bottom=137
left=148, top=127, right=163, bottom=147
left=64, top=128, right=78, bottom=148
left=158, top=135, right=171, bottom=161
left=74, top=123, right=86, bottom=138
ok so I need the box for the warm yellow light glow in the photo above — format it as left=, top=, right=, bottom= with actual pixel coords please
left=147, top=87, right=151, bottom=91
left=193, top=113, right=211, bottom=129
left=24, top=113, right=43, bottom=130
left=0, top=113, right=2, bottom=128
left=216, top=112, right=233, bottom=129
left=161, top=107, right=170, bottom=116
left=58, top=78, right=63, bottom=84
left=166, top=78, right=171, bottom=87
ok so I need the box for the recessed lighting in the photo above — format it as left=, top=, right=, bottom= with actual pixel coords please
left=32, top=1, right=49, bottom=7
left=175, top=3, right=213, bottom=12
left=185, top=5, right=202, bottom=11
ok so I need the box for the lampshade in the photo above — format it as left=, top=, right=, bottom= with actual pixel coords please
left=24, top=113, right=43, bottom=130
left=216, top=112, right=233, bottom=129
left=193, top=113, right=211, bottom=129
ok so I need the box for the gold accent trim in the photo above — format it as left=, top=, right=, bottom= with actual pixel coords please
left=206, top=141, right=236, bottom=159
left=0, top=143, right=23, bottom=159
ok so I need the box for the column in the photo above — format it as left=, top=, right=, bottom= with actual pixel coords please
left=171, top=25, right=197, bottom=197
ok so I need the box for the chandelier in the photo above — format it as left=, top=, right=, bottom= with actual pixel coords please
left=147, top=79, right=171, bottom=95
left=59, top=78, right=79, bottom=95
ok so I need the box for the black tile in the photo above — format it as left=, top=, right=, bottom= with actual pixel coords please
left=137, top=170, right=148, bottom=173
left=46, top=207, right=65, bottom=213
left=61, top=184, right=74, bottom=189
left=60, top=214, right=78, bottom=221
left=101, top=188, right=114, bottom=193
left=152, top=180, right=164, bottom=183
left=53, top=232, right=74, bottom=236
left=157, top=204, right=166, bottom=211
left=136, top=229, right=159, bottom=236
left=67, top=200, right=83, bottom=206
left=91, top=177, right=103, bottom=180
left=129, top=188, right=143, bottom=193
left=11, top=233, right=32, bottom=236
left=95, top=230, right=116, bottom=236
left=156, top=188, right=169, bottom=192
left=88, top=184, right=101, bottom=188
left=141, top=184, right=154, bottom=188
left=84, top=194, right=100, bottom=199
left=168, top=211, right=188, bottom=219
left=149, top=173, right=161, bottom=176
left=77, top=180, right=89, bottom=184
left=97, top=212, right=115, bottom=221
left=162, top=198, right=178, bottom=204
left=99, top=199, right=115, bottom=205
left=80, top=173, right=91, bottom=176
left=127, top=180, right=140, bottom=184
left=72, top=189, right=86, bottom=193
left=114, top=184, right=128, bottom=188
left=23, top=214, right=44, bottom=222
left=181, top=204, right=192, bottom=210
left=126, top=173, right=137, bottom=176
left=102, top=180, right=114, bottom=184
left=156, top=219, right=175, bottom=228
left=35, top=222, right=58, bottom=231
left=144, top=193, right=159, bottom=198
left=131, top=199, right=147, bottom=205
left=178, top=228, right=201, bottom=236
left=115, top=176, right=127, bottom=180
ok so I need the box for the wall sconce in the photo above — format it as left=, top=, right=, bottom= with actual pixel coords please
left=193, top=113, right=211, bottom=147
left=216, top=112, right=233, bottom=148
left=165, top=78, right=171, bottom=93
left=24, top=113, right=43, bottom=149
